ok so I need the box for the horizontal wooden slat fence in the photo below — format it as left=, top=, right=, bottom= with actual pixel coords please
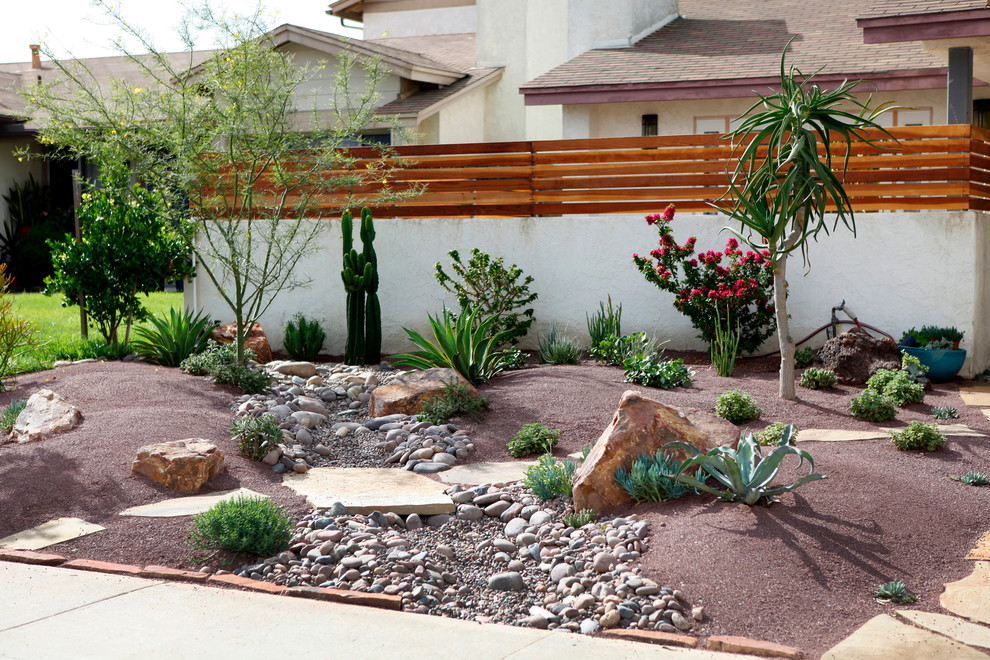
left=234, top=124, right=990, bottom=217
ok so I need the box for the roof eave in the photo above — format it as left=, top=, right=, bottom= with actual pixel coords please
left=858, top=8, right=990, bottom=43
left=520, top=68, right=966, bottom=105
left=327, top=0, right=364, bottom=23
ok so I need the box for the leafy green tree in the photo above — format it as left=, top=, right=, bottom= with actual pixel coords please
left=47, top=166, right=193, bottom=351
left=21, top=2, right=413, bottom=363
left=721, top=45, right=893, bottom=399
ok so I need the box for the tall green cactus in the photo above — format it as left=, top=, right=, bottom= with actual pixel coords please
left=340, top=208, right=381, bottom=365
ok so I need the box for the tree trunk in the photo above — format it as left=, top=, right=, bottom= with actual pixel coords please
left=774, top=256, right=795, bottom=400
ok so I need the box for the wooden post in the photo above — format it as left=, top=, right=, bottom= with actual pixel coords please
left=71, top=169, right=87, bottom=339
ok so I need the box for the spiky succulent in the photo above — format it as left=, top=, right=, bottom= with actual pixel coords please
left=961, top=471, right=990, bottom=487
left=931, top=406, right=959, bottom=421
left=874, top=580, right=917, bottom=604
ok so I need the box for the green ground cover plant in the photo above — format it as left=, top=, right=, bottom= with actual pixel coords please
left=623, top=355, right=692, bottom=389
left=524, top=454, right=576, bottom=501
left=590, top=332, right=661, bottom=366
left=715, top=389, right=761, bottom=424
left=794, top=347, right=815, bottom=368
left=889, top=421, right=945, bottom=452
left=931, top=406, right=959, bottom=421
left=188, top=495, right=294, bottom=557
left=562, top=509, right=596, bottom=529
left=850, top=390, right=898, bottom=422
left=866, top=369, right=925, bottom=407
left=508, top=422, right=561, bottom=458
left=800, top=367, right=837, bottom=390
left=231, top=414, right=283, bottom=461
left=418, top=380, right=490, bottom=424
left=958, top=471, right=990, bottom=487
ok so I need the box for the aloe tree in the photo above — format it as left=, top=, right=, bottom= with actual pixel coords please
left=721, top=44, right=894, bottom=399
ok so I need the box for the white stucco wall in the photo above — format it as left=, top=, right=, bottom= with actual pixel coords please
left=562, top=89, right=963, bottom=138
left=185, top=210, right=990, bottom=377
left=435, top=88, right=486, bottom=143
left=566, top=0, right=677, bottom=56
left=363, top=5, right=477, bottom=39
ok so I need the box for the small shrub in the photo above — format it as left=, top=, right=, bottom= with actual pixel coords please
left=931, top=406, right=959, bottom=421
left=850, top=390, right=897, bottom=422
left=130, top=307, right=214, bottom=367
left=434, top=248, right=538, bottom=346
left=866, top=369, right=924, bottom=407
left=614, top=450, right=692, bottom=503
left=586, top=297, right=622, bottom=348
left=874, top=580, right=917, bottom=604
left=524, top=454, right=576, bottom=501
left=180, top=342, right=249, bottom=376
left=714, top=389, right=761, bottom=424
left=800, top=367, right=837, bottom=390
left=418, top=380, right=491, bottom=424
left=187, top=495, right=295, bottom=557
left=501, top=346, right=528, bottom=370
left=0, top=399, right=26, bottom=431
left=754, top=422, right=798, bottom=446
left=624, top=356, right=692, bottom=389
left=231, top=414, right=283, bottom=461
left=960, top=471, right=990, bottom=486
left=508, top=422, right=561, bottom=458
left=563, top=509, right=596, bottom=529
left=589, top=332, right=661, bottom=366
left=211, top=363, right=273, bottom=394
left=794, top=346, right=815, bottom=369
left=538, top=322, right=581, bottom=365
left=890, top=421, right=945, bottom=452
left=283, top=313, right=326, bottom=362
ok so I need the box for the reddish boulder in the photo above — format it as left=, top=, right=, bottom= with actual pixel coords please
left=209, top=322, right=273, bottom=364
left=573, top=390, right=740, bottom=514
left=369, top=368, right=472, bottom=417
left=818, top=327, right=901, bottom=384
left=132, top=439, right=225, bottom=491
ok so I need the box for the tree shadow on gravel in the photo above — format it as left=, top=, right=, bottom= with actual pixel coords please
left=694, top=493, right=904, bottom=588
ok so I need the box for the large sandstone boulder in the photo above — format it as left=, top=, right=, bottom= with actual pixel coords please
left=573, top=390, right=740, bottom=514
left=132, top=439, right=225, bottom=491
left=12, top=389, right=82, bottom=443
left=368, top=368, right=472, bottom=417
left=209, top=322, right=273, bottom=364
left=818, top=327, right=901, bottom=384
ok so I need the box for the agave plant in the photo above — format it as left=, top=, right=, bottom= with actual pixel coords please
left=392, top=307, right=515, bottom=385
left=131, top=307, right=216, bottom=367
left=666, top=425, right=826, bottom=506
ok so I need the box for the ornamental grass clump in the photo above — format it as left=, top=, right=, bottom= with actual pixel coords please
left=800, top=367, right=837, bottom=390
left=667, top=425, right=825, bottom=506
left=188, top=495, right=294, bottom=557
left=850, top=390, right=898, bottom=422
left=586, top=297, right=622, bottom=348
left=633, top=203, right=776, bottom=355
left=715, top=389, right=761, bottom=424
left=538, top=322, right=581, bottom=365
left=710, top=305, right=742, bottom=377
left=614, top=450, right=692, bottom=503
left=524, top=454, right=576, bottom=501
left=508, top=422, right=561, bottom=458
left=890, top=421, right=945, bottom=452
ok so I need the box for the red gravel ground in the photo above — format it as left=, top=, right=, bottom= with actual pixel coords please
left=2, top=356, right=989, bottom=658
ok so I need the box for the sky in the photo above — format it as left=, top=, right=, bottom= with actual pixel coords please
left=0, top=0, right=362, bottom=64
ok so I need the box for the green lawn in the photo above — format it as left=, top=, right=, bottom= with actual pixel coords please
left=12, top=291, right=185, bottom=373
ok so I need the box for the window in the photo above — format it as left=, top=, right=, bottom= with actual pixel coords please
left=641, top=114, right=658, bottom=136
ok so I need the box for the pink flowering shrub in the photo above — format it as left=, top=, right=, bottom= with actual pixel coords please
left=633, top=204, right=776, bottom=354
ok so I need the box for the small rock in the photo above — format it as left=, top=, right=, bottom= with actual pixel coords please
left=488, top=572, right=525, bottom=592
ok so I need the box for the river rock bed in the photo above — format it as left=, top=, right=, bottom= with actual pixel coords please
left=230, top=362, right=476, bottom=473
left=236, top=482, right=702, bottom=635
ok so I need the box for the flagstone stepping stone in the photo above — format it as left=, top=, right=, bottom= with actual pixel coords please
left=959, top=384, right=990, bottom=407
left=940, top=561, right=990, bottom=625
left=821, top=614, right=989, bottom=659
left=118, top=488, right=267, bottom=517
left=438, top=461, right=536, bottom=486
left=966, top=532, right=990, bottom=561
left=282, top=467, right=454, bottom=515
left=896, top=611, right=990, bottom=652
left=797, top=429, right=888, bottom=442
left=0, top=517, right=104, bottom=550
left=883, top=424, right=985, bottom=438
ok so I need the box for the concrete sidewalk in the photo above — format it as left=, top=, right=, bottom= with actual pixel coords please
left=0, top=563, right=758, bottom=660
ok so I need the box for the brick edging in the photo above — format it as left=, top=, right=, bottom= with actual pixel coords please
left=0, top=552, right=401, bottom=611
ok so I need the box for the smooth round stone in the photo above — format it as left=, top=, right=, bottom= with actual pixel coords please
left=451, top=491, right=476, bottom=504
left=549, top=563, right=575, bottom=584
left=599, top=609, right=621, bottom=628
left=493, top=539, right=517, bottom=554
left=405, top=514, right=423, bottom=530
left=432, top=452, right=457, bottom=466
left=504, top=518, right=528, bottom=538
left=529, top=510, right=552, bottom=526
left=592, top=552, right=616, bottom=573
left=507, top=560, right=526, bottom=573
left=413, top=461, right=451, bottom=474
left=516, top=532, right=537, bottom=547
left=426, top=514, right=454, bottom=528
left=456, top=505, right=484, bottom=521
left=484, top=500, right=511, bottom=517
left=313, top=445, right=332, bottom=456
left=488, top=572, right=525, bottom=592
left=579, top=618, right=600, bottom=635
left=671, top=611, right=692, bottom=631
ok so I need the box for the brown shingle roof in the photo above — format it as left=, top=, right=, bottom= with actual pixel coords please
left=376, top=66, right=498, bottom=118
left=860, top=0, right=987, bottom=19
left=367, top=33, right=476, bottom=72
left=522, top=0, right=945, bottom=91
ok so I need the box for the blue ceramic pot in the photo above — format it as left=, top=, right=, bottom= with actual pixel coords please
left=900, top=346, right=966, bottom=383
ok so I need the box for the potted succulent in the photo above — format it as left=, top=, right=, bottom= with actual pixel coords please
left=900, top=326, right=966, bottom=383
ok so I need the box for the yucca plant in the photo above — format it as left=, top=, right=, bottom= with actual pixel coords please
left=392, top=307, right=515, bottom=385
left=667, top=425, right=826, bottom=506
left=131, top=307, right=215, bottom=367
left=720, top=41, right=895, bottom=400
left=586, top=297, right=622, bottom=348
left=283, top=313, right=326, bottom=362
